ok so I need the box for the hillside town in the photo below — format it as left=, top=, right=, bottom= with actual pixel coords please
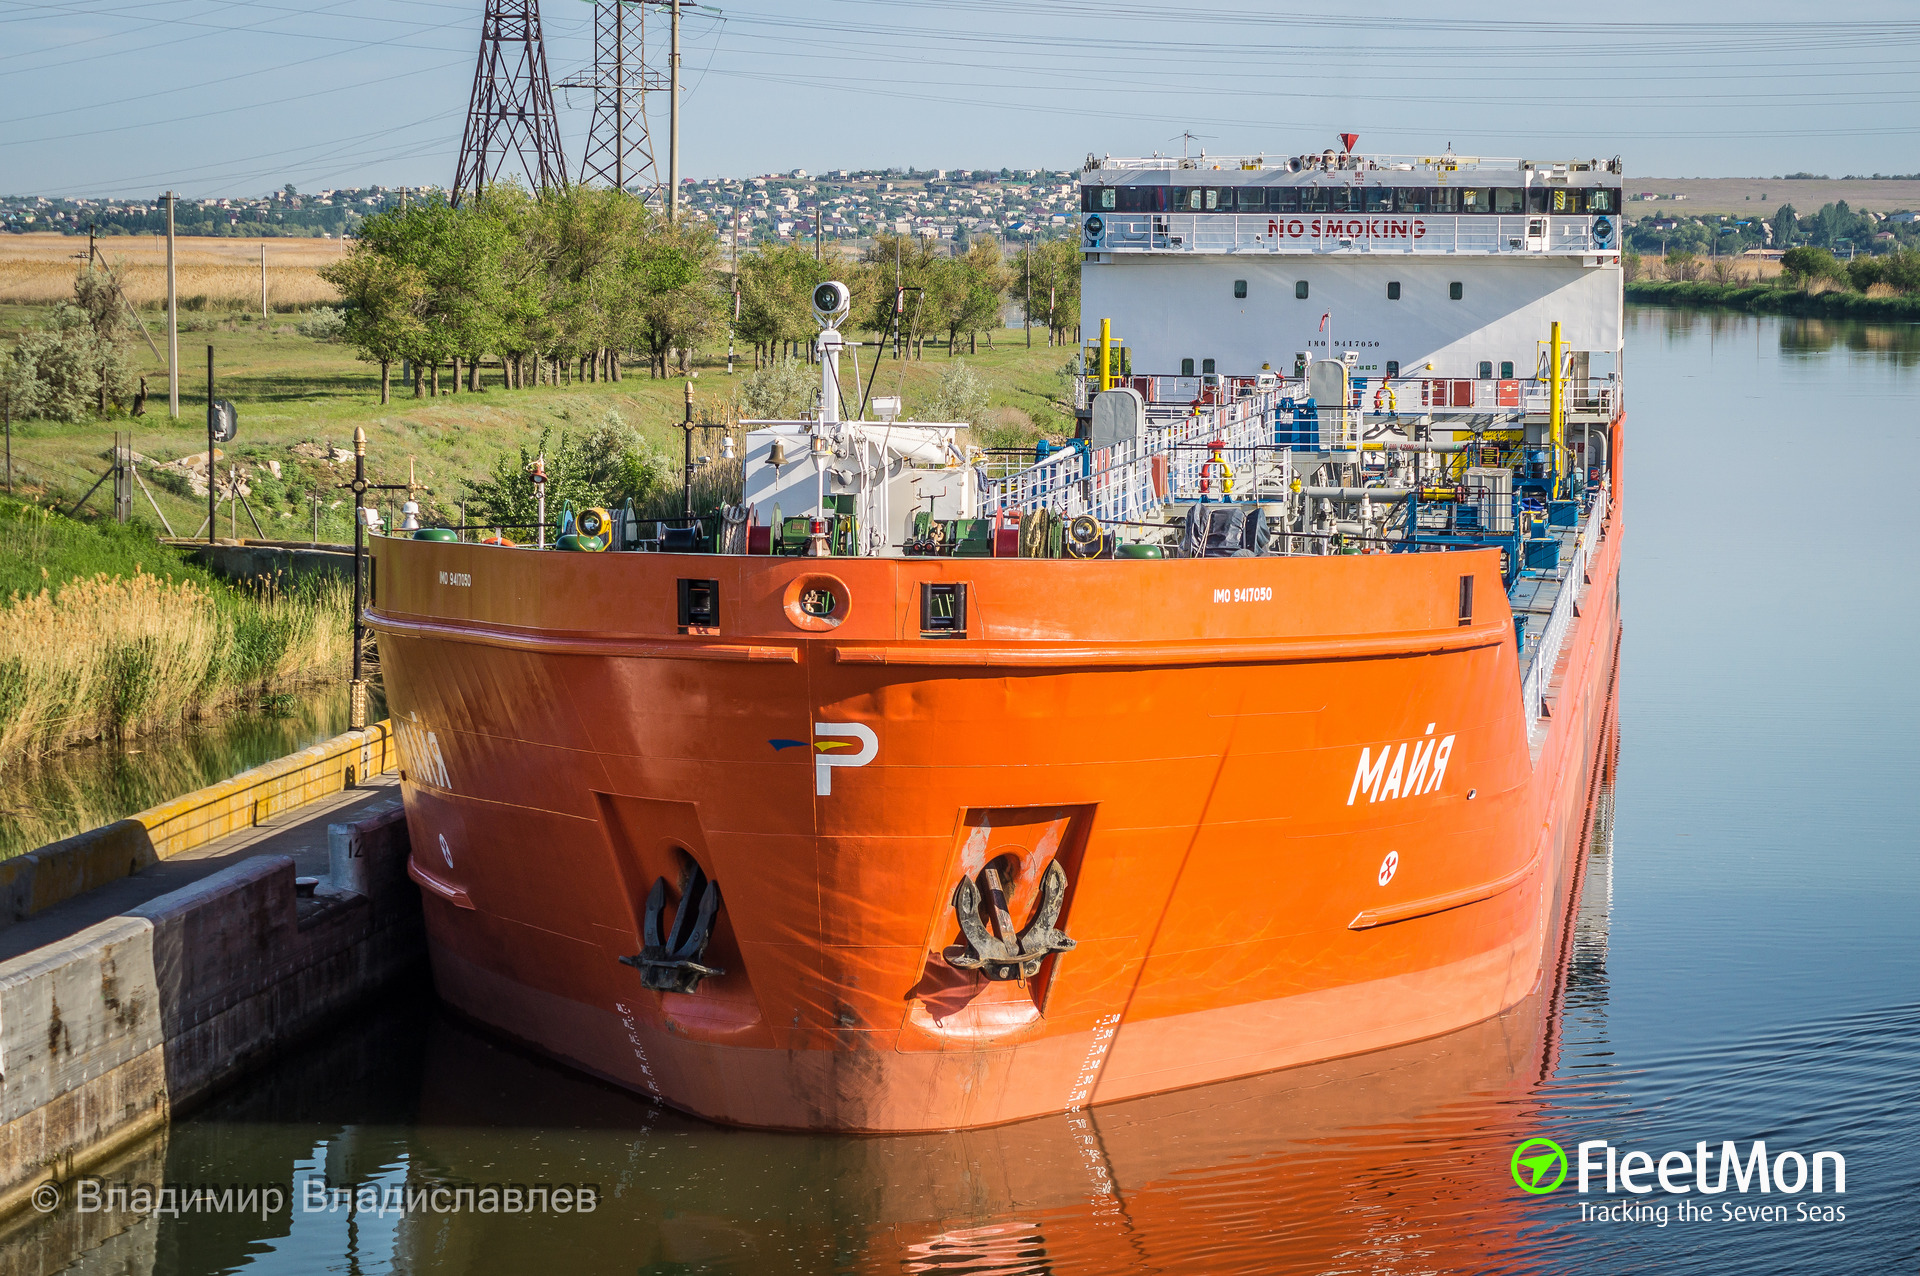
left=0, top=168, right=1087, bottom=247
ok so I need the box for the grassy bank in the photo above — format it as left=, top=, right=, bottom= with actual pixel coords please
left=0, top=500, right=351, bottom=767
left=1626, top=279, right=1920, bottom=321
left=0, top=301, right=1076, bottom=539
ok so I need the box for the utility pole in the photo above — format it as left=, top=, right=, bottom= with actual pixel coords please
left=728, top=212, right=738, bottom=375
left=667, top=0, right=681, bottom=222
left=815, top=205, right=823, bottom=263
left=165, top=192, right=179, bottom=419
left=1025, top=229, right=1032, bottom=349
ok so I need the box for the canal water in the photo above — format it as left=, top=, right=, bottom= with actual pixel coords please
left=18, top=309, right=1920, bottom=1275
left=0, top=682, right=381, bottom=861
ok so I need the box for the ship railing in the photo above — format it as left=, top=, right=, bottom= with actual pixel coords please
left=986, top=389, right=1285, bottom=519
left=1092, top=213, right=1607, bottom=256
left=1521, top=481, right=1611, bottom=741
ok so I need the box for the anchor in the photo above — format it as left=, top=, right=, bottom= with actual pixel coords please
left=946, top=860, right=1077, bottom=982
left=620, top=865, right=726, bottom=994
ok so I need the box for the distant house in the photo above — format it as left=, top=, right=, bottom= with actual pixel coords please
left=1889, top=211, right=1918, bottom=224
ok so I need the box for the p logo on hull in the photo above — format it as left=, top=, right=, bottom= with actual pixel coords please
left=813, top=722, right=878, bottom=795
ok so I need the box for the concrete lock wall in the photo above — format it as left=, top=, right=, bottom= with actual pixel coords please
left=0, top=802, right=420, bottom=1220
left=177, top=542, right=355, bottom=588
left=0, top=724, right=396, bottom=933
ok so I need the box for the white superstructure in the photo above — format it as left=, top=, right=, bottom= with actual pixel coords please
left=1080, top=148, right=1624, bottom=384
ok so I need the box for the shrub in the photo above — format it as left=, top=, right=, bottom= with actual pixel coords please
left=924, top=359, right=989, bottom=431
left=1663, top=251, right=1702, bottom=282
left=1781, top=246, right=1844, bottom=286
left=463, top=414, right=673, bottom=530
left=295, top=306, right=347, bottom=340
left=1845, top=257, right=1884, bottom=292
left=738, top=355, right=816, bottom=420
left=2, top=302, right=135, bottom=423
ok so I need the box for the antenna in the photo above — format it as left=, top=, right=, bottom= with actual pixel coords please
left=452, top=1, right=568, bottom=206
left=1168, top=131, right=1213, bottom=160
left=559, top=2, right=669, bottom=198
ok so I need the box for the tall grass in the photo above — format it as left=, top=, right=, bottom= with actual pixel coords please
left=0, top=501, right=351, bottom=767
left=0, top=570, right=350, bottom=767
left=0, top=234, right=344, bottom=310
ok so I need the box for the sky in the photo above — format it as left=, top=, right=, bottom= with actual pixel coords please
left=2, top=0, right=1918, bottom=199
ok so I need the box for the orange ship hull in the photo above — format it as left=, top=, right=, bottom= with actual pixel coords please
left=368, top=446, right=1622, bottom=1133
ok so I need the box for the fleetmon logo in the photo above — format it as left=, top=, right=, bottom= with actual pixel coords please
left=1511, top=1138, right=1569, bottom=1194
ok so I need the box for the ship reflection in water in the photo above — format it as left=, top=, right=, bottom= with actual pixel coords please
left=22, top=828, right=1616, bottom=1276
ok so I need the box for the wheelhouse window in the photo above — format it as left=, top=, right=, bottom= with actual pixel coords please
left=1202, top=358, right=1217, bottom=375
left=1300, top=187, right=1331, bottom=214
left=1397, top=187, right=1430, bottom=213
left=1387, top=281, right=1401, bottom=300
left=1431, top=187, right=1460, bottom=214
left=1295, top=280, right=1310, bottom=299
left=1492, top=188, right=1524, bottom=214
left=1233, top=279, right=1248, bottom=299
left=1238, top=188, right=1266, bottom=211
left=1588, top=188, right=1616, bottom=213
left=1365, top=187, right=1394, bottom=213
left=1269, top=188, right=1301, bottom=213
left=1459, top=188, right=1486, bottom=212
left=1449, top=281, right=1464, bottom=301
left=1500, top=360, right=1515, bottom=378
left=1181, top=357, right=1195, bottom=376
left=1527, top=186, right=1551, bottom=213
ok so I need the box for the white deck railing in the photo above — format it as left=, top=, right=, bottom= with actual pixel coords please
left=986, top=390, right=1287, bottom=521
left=1522, top=481, right=1611, bottom=743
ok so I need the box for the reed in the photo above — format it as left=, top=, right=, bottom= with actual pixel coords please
left=0, top=569, right=351, bottom=768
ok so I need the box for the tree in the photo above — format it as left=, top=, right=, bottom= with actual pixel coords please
left=628, top=218, right=724, bottom=377
left=320, top=226, right=427, bottom=403
left=940, top=237, right=1011, bottom=355
left=738, top=243, right=826, bottom=366
left=1014, top=237, right=1080, bottom=345
left=859, top=233, right=944, bottom=359
left=1770, top=203, right=1798, bottom=248
left=69, top=267, right=135, bottom=413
